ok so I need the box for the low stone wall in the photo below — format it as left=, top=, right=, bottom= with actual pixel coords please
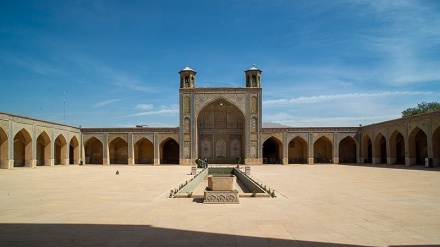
left=232, top=168, right=265, bottom=194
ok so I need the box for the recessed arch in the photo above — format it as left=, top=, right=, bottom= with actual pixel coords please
left=109, top=137, right=128, bottom=164
left=13, top=129, right=32, bottom=167
left=288, top=136, right=308, bottom=164
left=433, top=126, right=440, bottom=166
left=374, top=133, right=387, bottom=164
left=160, top=138, right=179, bottom=164
left=195, top=97, right=245, bottom=119
left=339, top=136, right=357, bottom=163
left=197, top=99, right=245, bottom=164
left=408, top=127, right=427, bottom=166
left=69, top=136, right=80, bottom=164
left=389, top=130, right=405, bottom=165
left=262, top=136, right=282, bottom=164
left=134, top=138, right=154, bottom=165
left=84, top=137, right=103, bottom=164
left=362, top=135, right=373, bottom=163
left=36, top=131, right=51, bottom=166
left=314, top=136, right=333, bottom=163
left=54, top=134, right=67, bottom=165
left=0, top=128, right=9, bottom=169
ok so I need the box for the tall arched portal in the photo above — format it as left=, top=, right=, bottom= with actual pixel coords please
left=339, top=136, right=357, bottom=163
left=109, top=137, right=128, bottom=164
left=288, top=136, right=308, bottom=164
left=409, top=128, right=427, bottom=165
left=0, top=128, right=8, bottom=168
left=161, top=138, right=179, bottom=164
left=314, top=136, right=332, bottom=163
left=54, top=135, right=67, bottom=165
left=135, top=138, right=154, bottom=164
left=13, top=129, right=32, bottom=167
left=263, top=137, right=281, bottom=164
left=70, top=136, right=80, bottom=164
left=362, top=135, right=372, bottom=163
left=389, top=131, right=405, bottom=165
left=36, top=132, right=51, bottom=166
left=374, top=134, right=387, bottom=164
left=84, top=137, right=103, bottom=164
left=197, top=100, right=245, bottom=164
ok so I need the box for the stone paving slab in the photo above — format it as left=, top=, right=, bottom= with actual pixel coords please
left=1, top=164, right=440, bottom=246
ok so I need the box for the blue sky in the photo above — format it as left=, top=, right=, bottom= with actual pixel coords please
left=1, top=0, right=439, bottom=128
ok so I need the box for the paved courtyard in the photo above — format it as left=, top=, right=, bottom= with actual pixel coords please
left=1, top=164, right=440, bottom=247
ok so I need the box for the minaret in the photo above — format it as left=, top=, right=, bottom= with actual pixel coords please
left=179, top=66, right=196, bottom=88
left=245, top=64, right=262, bottom=88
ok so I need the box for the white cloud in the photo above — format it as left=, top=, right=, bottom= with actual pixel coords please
left=93, top=99, right=123, bottom=108
left=128, top=108, right=178, bottom=117
left=135, top=104, right=153, bottom=110
left=128, top=104, right=178, bottom=117
left=2, top=53, right=62, bottom=76
left=263, top=91, right=437, bottom=106
left=263, top=113, right=400, bottom=127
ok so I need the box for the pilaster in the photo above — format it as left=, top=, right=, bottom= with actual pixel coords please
left=128, top=133, right=134, bottom=165
left=308, top=131, right=314, bottom=164
left=103, top=133, right=109, bottom=165
left=154, top=133, right=159, bottom=165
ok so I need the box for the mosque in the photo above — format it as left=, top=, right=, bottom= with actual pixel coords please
left=1, top=65, right=439, bottom=169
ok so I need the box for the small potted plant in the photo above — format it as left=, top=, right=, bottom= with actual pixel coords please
left=236, top=157, right=242, bottom=168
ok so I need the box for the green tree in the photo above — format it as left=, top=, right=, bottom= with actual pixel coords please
left=402, top=102, right=440, bottom=117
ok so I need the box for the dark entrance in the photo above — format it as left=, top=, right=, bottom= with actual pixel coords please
left=263, top=137, right=280, bottom=164
left=161, top=138, right=179, bottom=164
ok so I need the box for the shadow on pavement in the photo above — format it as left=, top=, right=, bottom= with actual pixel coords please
left=0, top=223, right=379, bottom=247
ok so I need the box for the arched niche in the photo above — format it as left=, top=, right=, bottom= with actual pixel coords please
left=288, top=136, right=308, bottom=164
left=36, top=131, right=51, bottom=166
left=134, top=138, right=154, bottom=165
left=314, top=136, right=332, bottom=164
left=84, top=137, right=103, bottom=164
left=160, top=138, right=179, bottom=164
left=197, top=99, right=245, bottom=164
left=339, top=136, right=357, bottom=163
left=54, top=134, right=67, bottom=165
left=109, top=137, right=128, bottom=165
left=262, top=137, right=282, bottom=164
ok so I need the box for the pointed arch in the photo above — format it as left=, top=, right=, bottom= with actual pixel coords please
left=69, top=136, right=80, bottom=164
left=200, top=137, right=212, bottom=159
left=0, top=128, right=9, bottom=169
left=362, top=134, right=372, bottom=163
left=54, top=134, right=67, bottom=165
left=215, top=139, right=227, bottom=158
left=109, top=137, right=128, bottom=164
left=339, top=136, right=357, bottom=163
left=288, top=136, right=308, bottom=164
left=230, top=138, right=241, bottom=161
left=389, top=130, right=405, bottom=165
left=84, top=137, right=103, bottom=164
left=195, top=97, right=245, bottom=119
left=36, top=131, right=51, bottom=166
left=134, top=138, right=154, bottom=165
left=262, top=136, right=282, bottom=164
left=408, top=127, right=427, bottom=166
left=374, top=133, right=387, bottom=164
left=13, top=129, right=32, bottom=167
left=160, top=137, right=179, bottom=164
left=314, top=136, right=333, bottom=163
left=197, top=99, right=245, bottom=164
